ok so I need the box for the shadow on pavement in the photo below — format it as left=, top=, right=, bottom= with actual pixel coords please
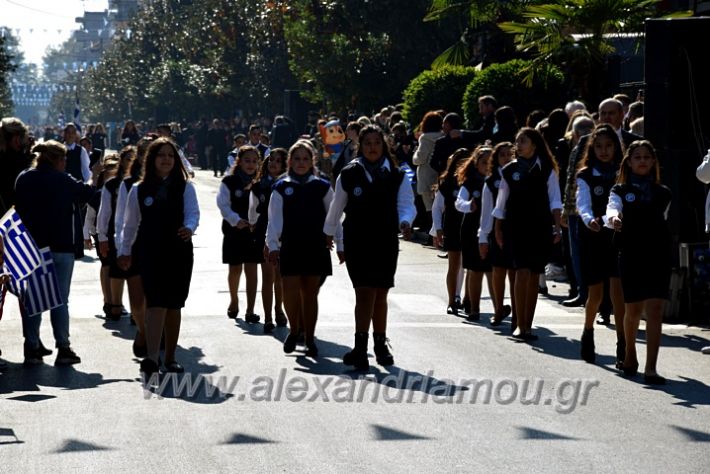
left=140, top=345, right=234, bottom=404
left=0, top=362, right=133, bottom=396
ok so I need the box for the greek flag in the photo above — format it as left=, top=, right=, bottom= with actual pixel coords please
left=7, top=248, right=62, bottom=317
left=400, top=162, right=417, bottom=186
left=0, top=209, right=42, bottom=281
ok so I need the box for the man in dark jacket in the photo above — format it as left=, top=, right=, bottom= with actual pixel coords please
left=429, top=113, right=481, bottom=174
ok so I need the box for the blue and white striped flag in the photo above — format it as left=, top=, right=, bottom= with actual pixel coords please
left=400, top=162, right=417, bottom=186
left=0, top=209, right=42, bottom=281
left=7, top=248, right=62, bottom=317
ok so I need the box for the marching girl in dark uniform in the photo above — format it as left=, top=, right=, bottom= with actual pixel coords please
left=324, top=125, right=416, bottom=370
left=217, top=146, right=262, bottom=323
left=248, top=147, right=288, bottom=334
left=606, top=140, right=671, bottom=385
left=98, top=146, right=138, bottom=322
left=118, top=137, right=200, bottom=377
left=266, top=140, right=337, bottom=357
left=430, top=148, right=473, bottom=316
left=478, top=142, right=515, bottom=327
left=113, top=138, right=151, bottom=356
left=575, top=124, right=625, bottom=364
left=83, top=155, right=119, bottom=319
left=493, top=128, right=563, bottom=341
left=454, top=145, right=493, bottom=321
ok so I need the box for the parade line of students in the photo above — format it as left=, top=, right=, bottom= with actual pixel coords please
left=2, top=119, right=674, bottom=385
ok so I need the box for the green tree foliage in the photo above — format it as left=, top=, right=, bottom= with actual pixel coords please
left=75, top=0, right=296, bottom=122
left=498, top=0, right=691, bottom=103
left=461, top=59, right=565, bottom=125
left=402, top=65, right=477, bottom=127
left=282, top=0, right=458, bottom=113
left=423, top=0, right=528, bottom=68
left=0, top=35, right=17, bottom=116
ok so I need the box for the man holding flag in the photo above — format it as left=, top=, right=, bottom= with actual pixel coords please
left=12, top=140, right=97, bottom=365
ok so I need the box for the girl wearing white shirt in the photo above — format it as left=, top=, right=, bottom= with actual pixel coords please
left=217, top=146, right=261, bottom=323
left=455, top=145, right=493, bottom=321
left=606, top=140, right=671, bottom=385
left=97, top=147, right=138, bottom=322
left=575, top=125, right=625, bottom=365
left=248, top=147, right=288, bottom=333
left=430, top=148, right=471, bottom=315
left=493, top=128, right=562, bottom=341
left=267, top=141, right=337, bottom=358
left=478, top=142, right=515, bottom=327
left=324, top=125, right=416, bottom=370
left=118, top=137, right=200, bottom=377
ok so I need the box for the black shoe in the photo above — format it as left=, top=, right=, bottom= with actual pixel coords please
left=245, top=313, right=260, bottom=323
left=561, top=296, right=585, bottom=307
left=283, top=333, right=298, bottom=354
left=446, top=305, right=459, bottom=316
left=621, top=363, right=639, bottom=376
left=163, top=361, right=184, bottom=373
left=580, top=328, right=595, bottom=363
left=490, top=305, right=512, bottom=326
left=105, top=304, right=122, bottom=321
left=227, top=309, right=239, bottom=319
left=462, top=298, right=471, bottom=315
left=373, top=333, right=394, bottom=366
left=343, top=332, right=369, bottom=369
left=522, top=333, right=539, bottom=342
left=264, top=322, right=275, bottom=334
left=23, top=346, right=44, bottom=366
left=275, top=312, right=287, bottom=327
left=132, top=339, right=148, bottom=358
left=296, top=330, right=305, bottom=345
left=615, top=337, right=626, bottom=369
left=38, top=341, right=53, bottom=357
left=596, top=312, right=610, bottom=325
left=55, top=347, right=81, bottom=366
left=538, top=285, right=548, bottom=296
left=643, top=373, right=666, bottom=385
left=305, top=341, right=319, bottom=358
left=121, top=306, right=129, bottom=315
left=466, top=312, right=480, bottom=322
left=140, top=358, right=160, bottom=379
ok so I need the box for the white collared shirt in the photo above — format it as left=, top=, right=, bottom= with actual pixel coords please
left=266, top=175, right=342, bottom=251
left=216, top=182, right=244, bottom=227
left=576, top=168, right=608, bottom=227
left=323, top=158, right=417, bottom=237
left=118, top=181, right=200, bottom=256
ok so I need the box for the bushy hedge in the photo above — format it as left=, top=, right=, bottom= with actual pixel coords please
left=402, top=65, right=477, bottom=128
left=462, top=59, right=566, bottom=127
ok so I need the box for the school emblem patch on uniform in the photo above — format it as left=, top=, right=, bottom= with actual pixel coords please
left=473, top=190, right=481, bottom=198
left=512, top=172, right=521, bottom=181
left=234, top=189, right=243, bottom=198
left=625, top=193, right=636, bottom=203
left=353, top=186, right=363, bottom=197
left=144, top=197, right=154, bottom=207
left=284, top=187, right=294, bottom=196
left=594, top=186, right=604, bottom=196
left=494, top=180, right=501, bottom=188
